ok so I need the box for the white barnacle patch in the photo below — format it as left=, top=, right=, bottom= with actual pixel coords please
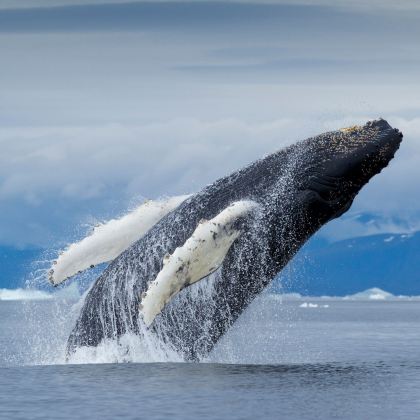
left=339, top=125, right=361, bottom=133
left=140, top=200, right=258, bottom=327
left=49, top=195, right=190, bottom=286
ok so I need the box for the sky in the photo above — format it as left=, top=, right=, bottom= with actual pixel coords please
left=0, top=0, right=419, bottom=248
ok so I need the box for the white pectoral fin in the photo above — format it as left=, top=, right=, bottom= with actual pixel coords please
left=48, top=195, right=191, bottom=286
left=140, top=200, right=258, bottom=327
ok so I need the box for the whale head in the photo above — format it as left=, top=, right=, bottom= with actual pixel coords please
left=296, top=118, right=402, bottom=226
left=248, top=118, right=403, bottom=271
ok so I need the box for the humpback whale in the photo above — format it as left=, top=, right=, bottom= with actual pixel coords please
left=58, top=119, right=402, bottom=361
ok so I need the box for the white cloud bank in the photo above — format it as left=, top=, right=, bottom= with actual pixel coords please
left=0, top=1, right=419, bottom=247
left=1, top=0, right=420, bottom=13
left=0, top=118, right=298, bottom=203
left=0, top=115, right=418, bottom=246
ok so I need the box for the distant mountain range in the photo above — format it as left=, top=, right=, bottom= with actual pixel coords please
left=276, top=231, right=420, bottom=296
left=1, top=230, right=419, bottom=296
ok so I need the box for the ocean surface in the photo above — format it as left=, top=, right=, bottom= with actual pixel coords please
left=0, top=294, right=419, bottom=419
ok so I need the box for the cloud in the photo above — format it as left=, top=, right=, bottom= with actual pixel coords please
left=0, top=118, right=296, bottom=247
left=0, top=2, right=328, bottom=33
left=0, top=118, right=296, bottom=201
left=0, top=1, right=419, bottom=247
left=1, top=0, right=420, bottom=13
left=0, top=1, right=419, bottom=36
left=0, top=116, right=419, bottom=247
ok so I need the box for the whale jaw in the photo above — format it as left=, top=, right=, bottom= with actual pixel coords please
left=302, top=119, right=402, bottom=224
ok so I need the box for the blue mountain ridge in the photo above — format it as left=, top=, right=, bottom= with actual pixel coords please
left=1, top=231, right=419, bottom=296
left=275, top=231, right=420, bottom=296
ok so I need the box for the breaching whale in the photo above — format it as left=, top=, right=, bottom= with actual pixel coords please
left=56, top=119, right=402, bottom=361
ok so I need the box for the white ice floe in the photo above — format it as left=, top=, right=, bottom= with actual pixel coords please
left=49, top=195, right=190, bottom=286
left=299, top=302, right=329, bottom=308
left=299, top=302, right=318, bottom=308
left=0, top=283, right=81, bottom=301
left=140, top=200, right=259, bottom=327
left=0, top=288, right=52, bottom=301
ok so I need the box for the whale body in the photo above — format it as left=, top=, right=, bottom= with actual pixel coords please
left=65, top=119, right=402, bottom=361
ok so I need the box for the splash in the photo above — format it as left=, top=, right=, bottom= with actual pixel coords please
left=67, top=332, right=183, bottom=364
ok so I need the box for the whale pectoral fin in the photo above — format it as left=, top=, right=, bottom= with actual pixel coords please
left=139, top=200, right=258, bottom=327
left=48, top=195, right=191, bottom=286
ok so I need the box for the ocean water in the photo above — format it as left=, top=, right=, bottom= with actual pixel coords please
left=0, top=296, right=419, bottom=419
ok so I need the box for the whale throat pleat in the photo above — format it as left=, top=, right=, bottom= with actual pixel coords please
left=49, top=195, right=190, bottom=286
left=139, top=200, right=258, bottom=327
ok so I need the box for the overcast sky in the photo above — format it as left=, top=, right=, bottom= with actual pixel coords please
left=1, top=0, right=419, bottom=248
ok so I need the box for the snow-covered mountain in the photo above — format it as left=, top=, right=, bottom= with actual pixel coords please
left=277, top=231, right=420, bottom=296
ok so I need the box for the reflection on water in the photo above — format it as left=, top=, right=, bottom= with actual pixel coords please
left=1, top=361, right=419, bottom=420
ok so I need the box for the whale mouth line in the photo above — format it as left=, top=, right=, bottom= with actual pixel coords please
left=308, top=173, right=342, bottom=192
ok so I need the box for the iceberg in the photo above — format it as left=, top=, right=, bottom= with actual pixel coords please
left=0, top=288, right=52, bottom=301
left=0, top=283, right=80, bottom=301
left=343, top=287, right=394, bottom=300
left=271, top=287, right=420, bottom=302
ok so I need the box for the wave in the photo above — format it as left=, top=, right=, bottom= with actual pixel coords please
left=0, top=283, right=81, bottom=301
